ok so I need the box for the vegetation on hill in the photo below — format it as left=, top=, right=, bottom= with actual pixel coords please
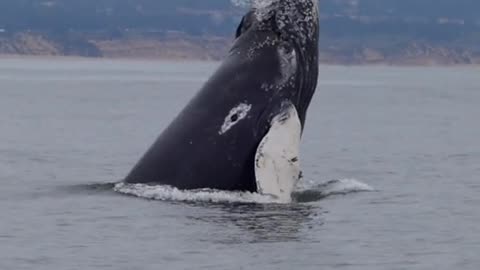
left=1, top=0, right=479, bottom=64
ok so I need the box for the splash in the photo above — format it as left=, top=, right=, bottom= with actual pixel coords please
left=114, top=183, right=280, bottom=204
left=114, top=178, right=374, bottom=204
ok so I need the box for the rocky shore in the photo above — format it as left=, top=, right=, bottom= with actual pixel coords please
left=1, top=32, right=479, bottom=65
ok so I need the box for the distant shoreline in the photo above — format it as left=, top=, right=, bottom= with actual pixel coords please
left=2, top=53, right=480, bottom=67
left=2, top=32, right=480, bottom=66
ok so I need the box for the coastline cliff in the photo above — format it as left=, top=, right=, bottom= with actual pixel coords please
left=1, top=32, right=479, bottom=65
left=1, top=0, right=479, bottom=65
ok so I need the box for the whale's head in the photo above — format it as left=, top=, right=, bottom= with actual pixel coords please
left=235, top=0, right=319, bottom=127
left=236, top=0, right=319, bottom=51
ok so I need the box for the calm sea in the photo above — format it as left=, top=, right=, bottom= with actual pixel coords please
left=0, top=57, right=479, bottom=269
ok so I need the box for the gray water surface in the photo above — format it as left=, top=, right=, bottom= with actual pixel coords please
left=1, top=58, right=479, bottom=269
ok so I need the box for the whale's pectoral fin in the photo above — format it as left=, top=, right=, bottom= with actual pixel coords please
left=255, top=102, right=302, bottom=203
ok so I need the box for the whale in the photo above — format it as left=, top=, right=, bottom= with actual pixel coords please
left=124, top=0, right=319, bottom=202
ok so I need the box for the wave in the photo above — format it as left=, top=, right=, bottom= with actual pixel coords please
left=293, top=178, right=375, bottom=203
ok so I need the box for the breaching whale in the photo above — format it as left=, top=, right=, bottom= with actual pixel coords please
left=124, top=0, right=319, bottom=202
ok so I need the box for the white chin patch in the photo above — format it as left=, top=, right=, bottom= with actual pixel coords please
left=219, top=103, right=252, bottom=135
left=254, top=102, right=302, bottom=203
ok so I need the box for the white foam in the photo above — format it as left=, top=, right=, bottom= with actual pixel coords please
left=114, top=179, right=374, bottom=204
left=114, top=183, right=280, bottom=204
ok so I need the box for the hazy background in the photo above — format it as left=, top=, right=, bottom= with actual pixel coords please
left=1, top=0, right=479, bottom=64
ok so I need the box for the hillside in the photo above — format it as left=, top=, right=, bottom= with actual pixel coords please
left=1, top=0, right=480, bottom=64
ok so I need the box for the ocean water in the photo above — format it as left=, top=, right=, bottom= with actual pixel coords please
left=0, top=57, right=479, bottom=269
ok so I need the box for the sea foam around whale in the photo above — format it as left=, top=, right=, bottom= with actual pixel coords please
left=114, top=179, right=374, bottom=204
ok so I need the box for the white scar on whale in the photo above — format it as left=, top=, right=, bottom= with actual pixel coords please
left=219, top=103, right=252, bottom=135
